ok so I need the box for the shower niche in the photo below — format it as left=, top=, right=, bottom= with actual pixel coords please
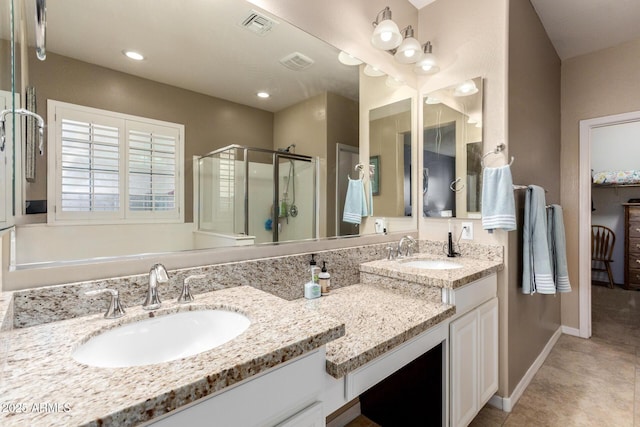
left=195, top=145, right=317, bottom=247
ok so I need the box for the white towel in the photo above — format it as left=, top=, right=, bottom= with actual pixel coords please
left=481, top=165, right=517, bottom=231
left=343, top=177, right=367, bottom=224
left=547, top=204, right=571, bottom=292
left=522, top=185, right=555, bottom=294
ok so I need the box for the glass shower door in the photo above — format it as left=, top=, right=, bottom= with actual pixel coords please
left=275, top=154, right=316, bottom=243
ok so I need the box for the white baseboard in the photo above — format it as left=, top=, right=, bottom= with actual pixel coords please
left=488, top=326, right=562, bottom=413
left=561, top=325, right=580, bottom=337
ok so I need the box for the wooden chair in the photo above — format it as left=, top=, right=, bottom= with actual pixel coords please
left=591, top=225, right=615, bottom=288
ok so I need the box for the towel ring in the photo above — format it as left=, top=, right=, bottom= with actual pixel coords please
left=481, top=143, right=515, bottom=168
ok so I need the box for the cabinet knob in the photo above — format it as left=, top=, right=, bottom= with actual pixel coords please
left=637, top=274, right=640, bottom=280
left=636, top=244, right=640, bottom=249
left=636, top=228, right=640, bottom=233
left=636, top=260, right=640, bottom=264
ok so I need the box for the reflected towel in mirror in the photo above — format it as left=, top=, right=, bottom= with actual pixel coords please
left=343, top=177, right=368, bottom=224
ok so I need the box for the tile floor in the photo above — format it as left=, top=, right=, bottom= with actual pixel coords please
left=471, top=284, right=640, bottom=426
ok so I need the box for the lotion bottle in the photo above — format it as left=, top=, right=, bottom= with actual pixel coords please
left=319, top=261, right=331, bottom=296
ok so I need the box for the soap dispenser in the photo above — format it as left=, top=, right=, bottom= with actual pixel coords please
left=309, top=254, right=320, bottom=285
left=319, top=261, right=331, bottom=296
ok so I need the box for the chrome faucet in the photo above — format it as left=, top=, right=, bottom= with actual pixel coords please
left=397, top=236, right=417, bottom=258
left=177, top=274, right=206, bottom=304
left=85, top=288, right=126, bottom=319
left=143, top=263, right=169, bottom=310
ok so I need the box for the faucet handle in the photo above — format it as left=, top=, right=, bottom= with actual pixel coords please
left=386, top=246, right=397, bottom=260
left=85, top=289, right=126, bottom=319
left=178, top=274, right=205, bottom=304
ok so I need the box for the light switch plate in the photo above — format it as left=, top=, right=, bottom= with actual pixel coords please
left=461, top=222, right=473, bottom=240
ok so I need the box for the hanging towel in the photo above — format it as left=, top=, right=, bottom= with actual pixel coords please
left=343, top=177, right=368, bottom=224
left=547, top=204, right=572, bottom=293
left=481, top=165, right=517, bottom=232
left=522, top=185, right=555, bottom=295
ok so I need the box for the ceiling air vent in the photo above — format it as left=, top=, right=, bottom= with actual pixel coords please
left=241, top=11, right=277, bottom=36
left=279, top=52, right=315, bottom=71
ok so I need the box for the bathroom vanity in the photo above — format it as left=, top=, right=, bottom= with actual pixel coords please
left=0, top=242, right=501, bottom=427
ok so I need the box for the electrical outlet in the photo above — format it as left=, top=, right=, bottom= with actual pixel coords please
left=461, top=222, right=473, bottom=240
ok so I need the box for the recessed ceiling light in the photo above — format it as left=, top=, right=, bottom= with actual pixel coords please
left=257, top=92, right=270, bottom=99
left=123, top=50, right=144, bottom=61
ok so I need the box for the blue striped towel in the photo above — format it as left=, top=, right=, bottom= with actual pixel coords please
left=547, top=204, right=571, bottom=292
left=343, top=177, right=368, bottom=224
left=522, top=185, right=555, bottom=294
left=481, top=165, right=517, bottom=232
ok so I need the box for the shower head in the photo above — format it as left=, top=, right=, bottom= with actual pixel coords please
left=279, top=144, right=296, bottom=153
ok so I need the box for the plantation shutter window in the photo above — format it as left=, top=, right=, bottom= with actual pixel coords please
left=60, top=119, right=120, bottom=213
left=49, top=101, right=184, bottom=224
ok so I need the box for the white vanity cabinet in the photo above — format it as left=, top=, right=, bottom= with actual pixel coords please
left=446, top=275, right=498, bottom=427
left=148, top=348, right=326, bottom=427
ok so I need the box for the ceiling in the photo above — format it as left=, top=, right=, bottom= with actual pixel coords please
left=17, top=0, right=359, bottom=113
left=410, top=0, right=640, bottom=60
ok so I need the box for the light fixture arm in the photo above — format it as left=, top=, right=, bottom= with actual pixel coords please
left=372, top=6, right=393, bottom=27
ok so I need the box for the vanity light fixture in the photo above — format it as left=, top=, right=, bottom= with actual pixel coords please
left=363, top=64, right=386, bottom=77
left=371, top=7, right=402, bottom=50
left=371, top=8, right=441, bottom=75
left=413, top=41, right=440, bottom=75
left=454, top=80, right=479, bottom=97
left=123, top=50, right=144, bottom=61
left=393, top=26, right=422, bottom=64
left=256, top=91, right=270, bottom=99
left=338, top=51, right=363, bottom=66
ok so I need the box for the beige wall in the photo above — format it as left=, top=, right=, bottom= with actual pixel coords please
left=561, top=38, right=640, bottom=329
left=27, top=51, right=274, bottom=222
left=508, top=0, right=561, bottom=395
left=0, top=39, right=12, bottom=92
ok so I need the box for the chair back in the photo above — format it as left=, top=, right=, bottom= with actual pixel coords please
left=591, top=225, right=615, bottom=261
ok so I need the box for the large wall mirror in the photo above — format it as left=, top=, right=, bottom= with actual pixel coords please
left=369, top=99, right=412, bottom=218
left=422, top=77, right=483, bottom=218
left=1, top=0, right=415, bottom=269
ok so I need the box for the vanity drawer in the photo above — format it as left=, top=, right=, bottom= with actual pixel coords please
left=629, top=222, right=640, bottom=239
left=627, top=269, right=640, bottom=287
left=628, top=238, right=640, bottom=254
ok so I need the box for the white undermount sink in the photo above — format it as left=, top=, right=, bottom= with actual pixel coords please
left=72, top=309, right=250, bottom=368
left=401, top=260, right=464, bottom=270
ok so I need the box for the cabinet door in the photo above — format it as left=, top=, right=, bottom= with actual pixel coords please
left=478, top=298, right=499, bottom=406
left=450, top=309, right=478, bottom=427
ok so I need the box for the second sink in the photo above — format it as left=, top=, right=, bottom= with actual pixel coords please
left=401, top=259, right=463, bottom=270
left=73, top=309, right=250, bottom=368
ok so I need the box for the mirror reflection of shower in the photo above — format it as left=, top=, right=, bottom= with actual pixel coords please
left=196, top=145, right=317, bottom=247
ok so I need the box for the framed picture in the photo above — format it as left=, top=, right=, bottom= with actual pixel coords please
left=370, top=155, right=380, bottom=196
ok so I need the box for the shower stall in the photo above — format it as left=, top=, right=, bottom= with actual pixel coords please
left=195, top=145, right=317, bottom=246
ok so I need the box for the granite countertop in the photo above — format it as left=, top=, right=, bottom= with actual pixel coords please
left=0, top=286, right=344, bottom=427
left=360, top=254, right=502, bottom=289
left=294, top=284, right=455, bottom=378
